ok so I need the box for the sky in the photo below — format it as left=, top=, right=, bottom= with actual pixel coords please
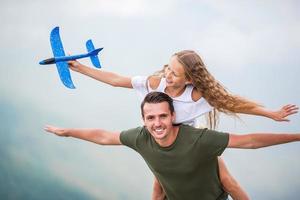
left=0, top=0, right=300, bottom=199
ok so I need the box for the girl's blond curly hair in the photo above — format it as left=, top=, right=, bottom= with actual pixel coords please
left=154, top=50, right=262, bottom=129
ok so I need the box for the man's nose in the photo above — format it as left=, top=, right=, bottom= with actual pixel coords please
left=154, top=118, right=161, bottom=126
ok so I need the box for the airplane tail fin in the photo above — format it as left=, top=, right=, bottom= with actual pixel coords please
left=86, top=39, right=102, bottom=68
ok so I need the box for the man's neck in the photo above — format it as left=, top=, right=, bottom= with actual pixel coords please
left=156, top=125, right=180, bottom=147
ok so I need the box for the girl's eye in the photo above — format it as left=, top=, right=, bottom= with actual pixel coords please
left=166, top=67, right=179, bottom=77
left=172, top=71, right=178, bottom=77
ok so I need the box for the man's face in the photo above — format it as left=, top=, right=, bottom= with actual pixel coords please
left=142, top=102, right=175, bottom=142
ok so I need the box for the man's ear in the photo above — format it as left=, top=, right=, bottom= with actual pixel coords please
left=142, top=116, right=146, bottom=124
left=172, top=112, right=176, bottom=123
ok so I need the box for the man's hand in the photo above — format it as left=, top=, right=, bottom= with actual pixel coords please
left=44, top=125, right=67, bottom=137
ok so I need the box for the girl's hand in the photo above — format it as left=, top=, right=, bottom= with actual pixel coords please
left=272, top=104, right=299, bottom=122
left=68, top=60, right=83, bottom=72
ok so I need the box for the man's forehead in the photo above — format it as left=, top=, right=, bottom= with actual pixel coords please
left=143, top=102, right=171, bottom=115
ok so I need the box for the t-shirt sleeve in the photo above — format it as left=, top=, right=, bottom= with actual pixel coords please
left=120, top=127, right=143, bottom=151
left=131, top=76, right=149, bottom=100
left=199, top=128, right=229, bottom=157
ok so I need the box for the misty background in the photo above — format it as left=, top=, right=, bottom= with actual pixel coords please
left=1, top=0, right=300, bottom=199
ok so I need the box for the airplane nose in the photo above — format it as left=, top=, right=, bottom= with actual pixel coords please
left=39, top=58, right=55, bottom=65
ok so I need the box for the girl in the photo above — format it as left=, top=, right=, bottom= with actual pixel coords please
left=68, top=50, right=298, bottom=199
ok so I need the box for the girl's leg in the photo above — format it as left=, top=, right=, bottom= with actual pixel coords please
left=152, top=176, right=165, bottom=200
left=218, top=157, right=249, bottom=200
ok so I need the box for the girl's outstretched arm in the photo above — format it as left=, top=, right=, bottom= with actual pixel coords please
left=68, top=60, right=133, bottom=88
left=240, top=104, right=298, bottom=122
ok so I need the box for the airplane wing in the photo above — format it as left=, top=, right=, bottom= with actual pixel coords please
left=50, top=27, right=75, bottom=89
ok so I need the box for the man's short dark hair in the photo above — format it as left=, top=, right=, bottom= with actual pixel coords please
left=141, top=92, right=174, bottom=118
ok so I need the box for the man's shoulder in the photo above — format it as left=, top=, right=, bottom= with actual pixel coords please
left=180, top=124, right=206, bottom=134
left=120, top=126, right=146, bottom=138
left=120, top=126, right=151, bottom=151
left=179, top=125, right=228, bottom=142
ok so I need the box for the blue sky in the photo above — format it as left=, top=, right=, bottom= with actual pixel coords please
left=1, top=1, right=300, bottom=199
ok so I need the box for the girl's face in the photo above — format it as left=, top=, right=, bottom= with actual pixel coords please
left=165, top=56, right=191, bottom=88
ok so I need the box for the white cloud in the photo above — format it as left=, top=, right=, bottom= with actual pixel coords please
left=183, top=0, right=300, bottom=71
left=73, top=0, right=175, bottom=18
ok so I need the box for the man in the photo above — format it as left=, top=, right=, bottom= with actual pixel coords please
left=45, top=92, right=300, bottom=200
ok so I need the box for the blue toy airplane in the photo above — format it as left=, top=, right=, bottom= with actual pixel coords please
left=39, top=26, right=103, bottom=89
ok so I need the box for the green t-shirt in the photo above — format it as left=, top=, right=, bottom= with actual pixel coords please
left=120, top=124, right=229, bottom=200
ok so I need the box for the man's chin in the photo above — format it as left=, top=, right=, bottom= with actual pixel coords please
left=152, top=132, right=166, bottom=140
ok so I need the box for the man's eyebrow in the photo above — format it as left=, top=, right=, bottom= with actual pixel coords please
left=159, top=113, right=168, bottom=117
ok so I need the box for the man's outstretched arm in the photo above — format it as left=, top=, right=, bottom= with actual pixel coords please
left=228, top=132, right=300, bottom=149
left=44, top=125, right=121, bottom=145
